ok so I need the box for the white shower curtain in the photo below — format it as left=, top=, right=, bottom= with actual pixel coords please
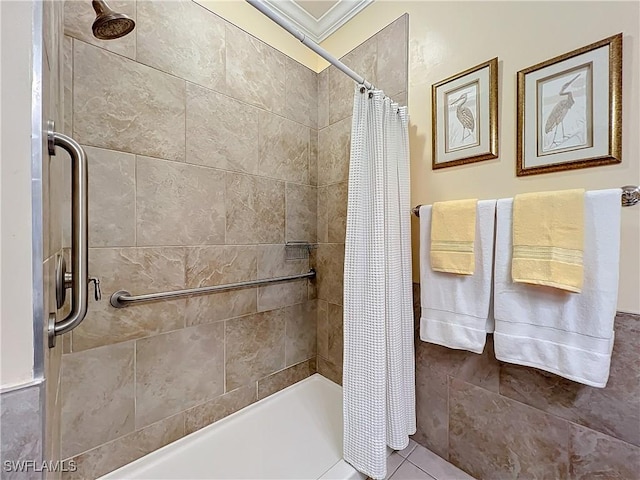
left=343, top=86, right=416, bottom=480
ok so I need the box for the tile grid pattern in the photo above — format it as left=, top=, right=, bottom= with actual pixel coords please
left=59, top=1, right=319, bottom=478
left=315, top=14, right=409, bottom=386
left=413, top=283, right=640, bottom=480
left=386, top=440, right=475, bottom=480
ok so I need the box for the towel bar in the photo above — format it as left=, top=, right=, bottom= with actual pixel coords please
left=412, top=185, right=640, bottom=217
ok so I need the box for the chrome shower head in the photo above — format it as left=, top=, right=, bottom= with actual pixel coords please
left=91, top=0, right=135, bottom=40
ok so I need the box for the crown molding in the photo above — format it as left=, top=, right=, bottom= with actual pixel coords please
left=262, top=0, right=373, bottom=43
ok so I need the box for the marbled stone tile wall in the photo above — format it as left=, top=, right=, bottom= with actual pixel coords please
left=58, top=1, right=317, bottom=478
left=412, top=283, right=640, bottom=479
left=0, top=383, right=44, bottom=480
left=315, top=14, right=409, bottom=386
left=43, top=0, right=68, bottom=479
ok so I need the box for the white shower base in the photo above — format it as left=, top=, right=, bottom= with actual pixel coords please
left=101, top=374, right=365, bottom=480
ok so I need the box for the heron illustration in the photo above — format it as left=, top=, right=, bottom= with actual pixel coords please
left=450, top=93, right=475, bottom=142
left=544, top=73, right=581, bottom=147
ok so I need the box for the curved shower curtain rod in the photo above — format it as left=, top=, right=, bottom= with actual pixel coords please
left=245, top=0, right=375, bottom=90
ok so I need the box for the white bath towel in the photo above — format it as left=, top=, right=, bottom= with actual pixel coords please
left=493, top=189, right=621, bottom=388
left=420, top=200, right=497, bottom=354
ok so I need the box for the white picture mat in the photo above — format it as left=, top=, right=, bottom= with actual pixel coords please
left=523, top=45, right=610, bottom=168
left=435, top=66, right=490, bottom=164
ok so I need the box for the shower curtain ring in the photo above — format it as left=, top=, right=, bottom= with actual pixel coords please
left=368, top=91, right=373, bottom=99
left=360, top=86, right=366, bottom=94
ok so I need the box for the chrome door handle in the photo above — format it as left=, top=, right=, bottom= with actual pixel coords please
left=48, top=121, right=91, bottom=348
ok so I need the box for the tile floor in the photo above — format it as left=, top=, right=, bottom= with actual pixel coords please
left=386, top=440, right=475, bottom=480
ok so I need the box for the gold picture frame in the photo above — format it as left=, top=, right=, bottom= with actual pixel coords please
left=432, top=58, right=499, bottom=169
left=516, top=34, right=622, bottom=176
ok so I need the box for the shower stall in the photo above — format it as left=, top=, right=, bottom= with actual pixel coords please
left=5, top=1, right=409, bottom=478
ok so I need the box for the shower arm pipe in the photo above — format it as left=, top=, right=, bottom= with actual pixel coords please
left=245, top=0, right=374, bottom=90
left=411, top=185, right=640, bottom=217
left=47, top=124, right=90, bottom=347
left=110, top=269, right=317, bottom=308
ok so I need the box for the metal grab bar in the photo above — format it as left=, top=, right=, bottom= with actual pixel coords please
left=110, top=269, right=317, bottom=308
left=47, top=124, right=90, bottom=348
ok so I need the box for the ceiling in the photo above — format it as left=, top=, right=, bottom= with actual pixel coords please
left=263, top=0, right=373, bottom=43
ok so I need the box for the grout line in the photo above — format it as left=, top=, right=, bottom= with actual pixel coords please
left=77, top=135, right=347, bottom=189
left=69, top=36, right=317, bottom=131
left=133, top=340, right=137, bottom=430
left=223, top=319, right=227, bottom=394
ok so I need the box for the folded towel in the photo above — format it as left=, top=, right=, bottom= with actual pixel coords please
left=512, top=189, right=585, bottom=292
left=420, top=200, right=496, bottom=353
left=430, top=199, right=478, bottom=275
left=494, top=189, right=621, bottom=387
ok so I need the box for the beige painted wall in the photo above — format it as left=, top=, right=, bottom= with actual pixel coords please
left=0, top=0, right=35, bottom=388
left=321, top=1, right=640, bottom=313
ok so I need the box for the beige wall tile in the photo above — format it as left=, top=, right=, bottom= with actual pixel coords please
left=317, top=69, right=329, bottom=129
left=286, top=183, right=317, bottom=243
left=184, top=384, right=256, bottom=435
left=85, top=146, right=136, bottom=247
left=63, top=413, right=184, bottom=480
left=317, top=356, right=342, bottom=385
left=413, top=369, right=449, bottom=460
left=0, top=385, right=43, bottom=480
left=225, top=24, right=285, bottom=114
left=64, top=0, right=136, bottom=59
left=61, top=342, right=135, bottom=459
left=327, top=303, right=343, bottom=369
left=258, top=282, right=307, bottom=313
left=317, top=186, right=328, bottom=244
left=391, top=91, right=408, bottom=106
left=257, top=245, right=308, bottom=311
left=326, top=182, right=348, bottom=244
left=449, top=379, right=570, bottom=480
left=329, top=38, right=377, bottom=125
left=225, top=173, right=284, bottom=244
left=184, top=245, right=257, bottom=325
left=136, top=322, right=225, bottom=428
left=225, top=309, right=286, bottom=391
left=317, top=299, right=329, bottom=359
left=257, top=358, right=316, bottom=400
left=376, top=15, right=408, bottom=97
left=309, top=129, right=318, bottom=187
left=136, top=156, right=225, bottom=246
left=499, top=312, right=640, bottom=447
left=73, top=41, right=185, bottom=161
left=315, top=243, right=345, bottom=305
left=136, top=1, right=225, bottom=92
left=44, top=258, right=63, bottom=474
left=73, top=247, right=185, bottom=351
left=569, top=424, right=640, bottom=480
left=417, top=334, right=500, bottom=394
left=284, top=57, right=317, bottom=129
left=258, top=111, right=309, bottom=184
left=186, top=83, right=259, bottom=174
left=62, top=35, right=72, bottom=136
left=285, top=301, right=317, bottom=366
left=48, top=144, right=66, bottom=257
left=318, top=117, right=351, bottom=186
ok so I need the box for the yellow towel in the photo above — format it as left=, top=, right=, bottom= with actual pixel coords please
left=512, top=189, right=585, bottom=293
left=430, top=199, right=478, bottom=275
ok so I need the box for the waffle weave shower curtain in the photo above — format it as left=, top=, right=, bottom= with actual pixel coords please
left=343, top=87, right=416, bottom=479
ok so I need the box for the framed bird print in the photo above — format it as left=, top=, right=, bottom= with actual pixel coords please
left=432, top=58, right=498, bottom=169
left=516, top=34, right=622, bottom=176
